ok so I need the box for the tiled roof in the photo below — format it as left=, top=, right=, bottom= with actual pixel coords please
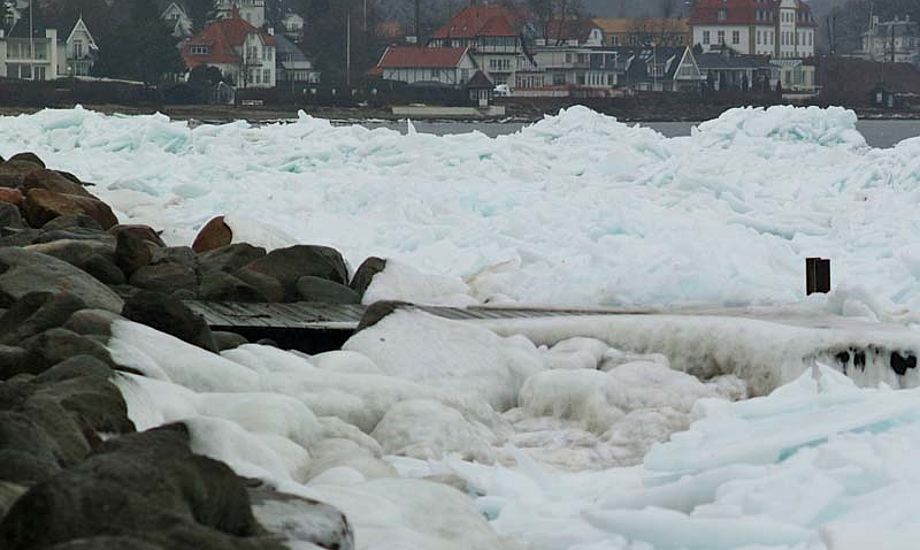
left=690, top=0, right=815, bottom=27
left=377, top=46, right=470, bottom=68
left=431, top=6, right=520, bottom=39
left=593, top=18, right=690, bottom=35
left=543, top=19, right=598, bottom=42
left=181, top=14, right=275, bottom=69
left=467, top=70, right=494, bottom=88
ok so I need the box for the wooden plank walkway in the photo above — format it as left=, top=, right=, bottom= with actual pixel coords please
left=183, top=300, right=639, bottom=332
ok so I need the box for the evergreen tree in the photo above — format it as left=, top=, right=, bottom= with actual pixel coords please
left=92, top=0, right=183, bottom=85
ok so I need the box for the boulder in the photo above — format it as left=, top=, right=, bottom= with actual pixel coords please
left=212, top=331, right=248, bottom=352
left=6, top=153, right=45, bottom=168
left=356, top=301, right=410, bottom=331
left=0, top=411, right=61, bottom=484
left=0, top=424, right=283, bottom=550
left=296, top=276, right=360, bottom=304
left=0, top=481, right=26, bottom=521
left=129, top=262, right=196, bottom=293
left=0, top=188, right=23, bottom=206
left=0, top=347, right=31, bottom=381
left=22, top=170, right=94, bottom=199
left=109, top=225, right=165, bottom=247
left=31, top=366, right=134, bottom=435
left=249, top=483, right=354, bottom=550
left=0, top=229, right=39, bottom=248
left=0, top=203, right=23, bottom=229
left=350, top=257, right=387, bottom=298
left=21, top=329, right=113, bottom=374
left=199, top=243, right=266, bottom=274
left=33, top=355, right=116, bottom=385
left=35, top=228, right=113, bottom=244
left=48, top=537, right=166, bottom=550
left=243, top=245, right=349, bottom=300
left=151, top=246, right=197, bottom=269
left=232, top=268, right=284, bottom=302
left=192, top=216, right=232, bottom=253
left=0, top=292, right=88, bottom=346
left=23, top=189, right=118, bottom=230
left=62, top=309, right=119, bottom=339
left=25, top=239, right=116, bottom=267
left=42, top=215, right=104, bottom=232
left=0, top=248, right=123, bottom=312
left=114, top=230, right=153, bottom=276
left=80, top=255, right=125, bottom=285
left=0, top=161, right=43, bottom=188
left=122, top=291, right=216, bottom=353
left=19, top=394, right=91, bottom=467
left=198, top=272, right=264, bottom=302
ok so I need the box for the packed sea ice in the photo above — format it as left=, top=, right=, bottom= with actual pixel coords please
left=3, top=105, right=920, bottom=548
left=1, top=104, right=920, bottom=313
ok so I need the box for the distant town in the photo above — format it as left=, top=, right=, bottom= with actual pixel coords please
left=0, top=0, right=917, bottom=119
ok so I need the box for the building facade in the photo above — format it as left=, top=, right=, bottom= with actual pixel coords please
left=215, top=0, right=265, bottom=28
left=860, top=16, right=919, bottom=65
left=160, top=1, right=194, bottom=39
left=375, top=46, right=478, bottom=87
left=427, top=5, right=535, bottom=87
left=0, top=13, right=97, bottom=80
left=690, top=0, right=815, bottom=59
left=181, top=14, right=276, bottom=88
left=593, top=18, right=691, bottom=48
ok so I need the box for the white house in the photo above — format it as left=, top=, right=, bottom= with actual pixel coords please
left=61, top=15, right=98, bottom=76
left=427, top=5, right=536, bottom=87
left=160, top=1, right=194, bottom=38
left=0, top=12, right=97, bottom=80
left=281, top=11, right=304, bottom=40
left=689, top=0, right=815, bottom=59
left=215, top=0, right=265, bottom=29
left=275, top=34, right=319, bottom=85
left=181, top=13, right=276, bottom=88
left=374, top=46, right=478, bottom=87
left=859, top=16, right=919, bottom=65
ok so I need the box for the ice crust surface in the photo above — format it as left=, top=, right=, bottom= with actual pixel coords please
left=3, top=104, right=920, bottom=312
left=6, top=105, right=919, bottom=548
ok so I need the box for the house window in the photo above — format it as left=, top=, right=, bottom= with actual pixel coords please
left=431, top=68, right=439, bottom=78
left=757, top=31, right=761, bottom=44
left=553, top=73, right=565, bottom=85
left=718, top=30, right=725, bottom=44
left=190, top=45, right=209, bottom=55
left=703, top=31, right=710, bottom=45
left=732, top=31, right=740, bottom=44
left=263, top=69, right=270, bottom=83
left=718, top=8, right=727, bottom=21
left=74, top=39, right=83, bottom=58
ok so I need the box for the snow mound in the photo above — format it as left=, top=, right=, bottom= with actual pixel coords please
left=344, top=310, right=544, bottom=411
left=694, top=105, right=866, bottom=148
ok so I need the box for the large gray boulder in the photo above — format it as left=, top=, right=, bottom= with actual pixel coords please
left=122, top=291, right=216, bottom=353
left=243, top=245, right=349, bottom=300
left=0, top=424, right=285, bottom=550
left=0, top=248, right=123, bottom=313
left=296, top=276, right=360, bottom=304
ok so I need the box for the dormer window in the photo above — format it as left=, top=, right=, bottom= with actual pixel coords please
left=190, top=45, right=209, bottom=55
left=718, top=8, right=727, bottom=21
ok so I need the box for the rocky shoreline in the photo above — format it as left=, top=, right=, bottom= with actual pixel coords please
left=0, top=152, right=383, bottom=549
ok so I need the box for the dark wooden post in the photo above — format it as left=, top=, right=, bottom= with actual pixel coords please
left=806, top=257, right=831, bottom=295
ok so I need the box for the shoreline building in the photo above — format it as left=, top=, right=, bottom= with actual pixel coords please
left=689, top=0, right=815, bottom=59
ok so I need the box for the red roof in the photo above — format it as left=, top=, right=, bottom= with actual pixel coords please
left=377, top=47, right=470, bottom=69
left=431, top=6, right=521, bottom=39
left=181, top=14, right=276, bottom=69
left=690, top=0, right=814, bottom=27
